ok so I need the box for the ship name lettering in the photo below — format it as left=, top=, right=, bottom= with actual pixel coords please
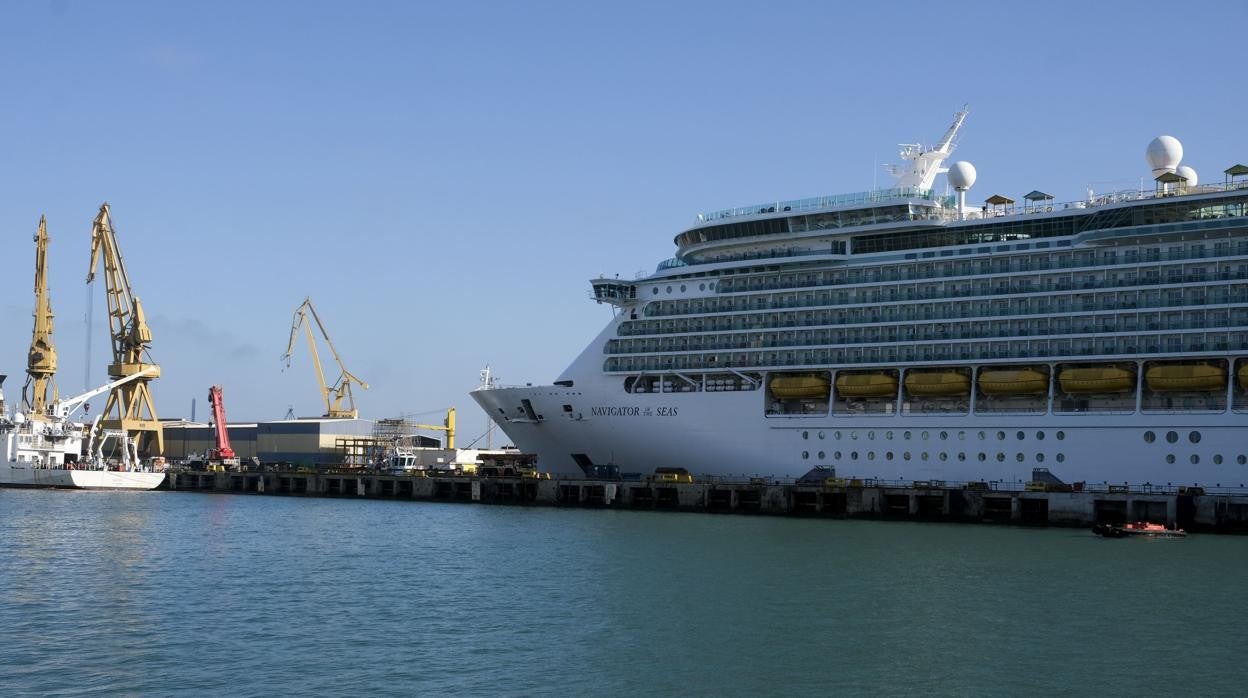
left=589, top=406, right=678, bottom=417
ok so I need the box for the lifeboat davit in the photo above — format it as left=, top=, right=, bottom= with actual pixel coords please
left=1058, top=367, right=1135, bottom=394
left=770, top=375, right=830, bottom=399
left=904, top=370, right=970, bottom=396
left=835, top=373, right=898, bottom=398
left=978, top=368, right=1048, bottom=395
left=1145, top=364, right=1226, bottom=392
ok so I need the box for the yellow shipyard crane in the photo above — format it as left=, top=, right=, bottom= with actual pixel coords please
left=23, top=215, right=58, bottom=418
left=283, top=297, right=368, bottom=419
left=86, top=203, right=163, bottom=455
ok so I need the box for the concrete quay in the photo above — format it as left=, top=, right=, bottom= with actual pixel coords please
left=164, top=469, right=1248, bottom=533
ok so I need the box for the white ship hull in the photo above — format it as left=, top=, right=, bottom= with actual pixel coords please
left=472, top=380, right=1248, bottom=487
left=0, top=463, right=165, bottom=490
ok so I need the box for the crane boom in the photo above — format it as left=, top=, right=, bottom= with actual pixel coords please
left=86, top=203, right=163, bottom=455
left=407, top=408, right=456, bottom=449
left=24, top=215, right=58, bottom=417
left=282, top=297, right=368, bottom=419
left=207, top=385, right=236, bottom=460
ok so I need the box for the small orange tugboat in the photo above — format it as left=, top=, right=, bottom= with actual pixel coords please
left=1092, top=521, right=1186, bottom=539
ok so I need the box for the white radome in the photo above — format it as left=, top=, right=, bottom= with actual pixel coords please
left=1146, top=135, right=1183, bottom=174
left=1176, top=165, right=1198, bottom=187
left=947, top=161, right=977, bottom=190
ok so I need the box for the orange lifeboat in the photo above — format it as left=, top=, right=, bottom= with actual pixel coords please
left=904, top=370, right=970, bottom=396
left=835, top=373, right=898, bottom=398
left=1145, top=364, right=1226, bottom=392
left=978, top=368, right=1048, bottom=395
left=769, top=375, right=830, bottom=399
left=1058, top=366, right=1134, bottom=394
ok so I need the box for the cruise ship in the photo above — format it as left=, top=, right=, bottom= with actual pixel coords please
left=472, top=109, right=1248, bottom=487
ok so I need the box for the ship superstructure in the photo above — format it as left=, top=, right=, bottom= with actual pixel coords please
left=473, top=110, right=1248, bottom=487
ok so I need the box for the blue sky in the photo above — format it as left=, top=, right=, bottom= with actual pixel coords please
left=1, top=0, right=1244, bottom=443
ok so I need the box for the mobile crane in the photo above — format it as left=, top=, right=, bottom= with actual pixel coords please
left=282, top=297, right=368, bottom=419
left=86, top=203, right=163, bottom=455
left=206, top=385, right=239, bottom=468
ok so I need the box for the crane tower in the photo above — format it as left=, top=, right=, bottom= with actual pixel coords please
left=86, top=203, right=163, bottom=455
left=24, top=215, right=59, bottom=417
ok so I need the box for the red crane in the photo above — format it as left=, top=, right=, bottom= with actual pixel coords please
left=207, top=385, right=236, bottom=461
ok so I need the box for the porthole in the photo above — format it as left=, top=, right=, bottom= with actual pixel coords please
left=1166, top=454, right=1176, bottom=464
left=904, top=431, right=912, bottom=440
left=978, top=431, right=986, bottom=440
left=834, top=431, right=842, bottom=440
left=699, top=283, right=706, bottom=291
left=957, top=452, right=966, bottom=461
left=818, top=451, right=826, bottom=460
left=1037, top=453, right=1045, bottom=463
left=1166, top=431, right=1178, bottom=444
left=922, top=431, right=930, bottom=440
left=1240, top=455, right=1247, bottom=465
left=958, top=431, right=966, bottom=441
left=868, top=431, right=876, bottom=441
left=680, top=284, right=686, bottom=292
left=886, top=452, right=894, bottom=461
left=1056, top=431, right=1065, bottom=441
left=867, top=451, right=875, bottom=461
left=850, top=431, right=858, bottom=441
left=904, top=452, right=912, bottom=461
left=1190, top=454, right=1199, bottom=465
left=996, top=452, right=1005, bottom=462
left=708, top=282, right=716, bottom=290
left=939, top=452, right=948, bottom=462
left=1214, top=455, right=1223, bottom=465
left=940, top=431, right=948, bottom=441
left=666, top=286, right=672, bottom=293
left=1016, top=453, right=1025, bottom=462
left=1036, top=431, right=1045, bottom=441
left=1016, top=431, right=1025, bottom=441
left=802, top=451, right=809, bottom=459
left=921, top=452, right=929, bottom=461
left=834, top=451, right=842, bottom=460
left=817, top=431, right=825, bottom=440
left=1144, top=431, right=1155, bottom=444
left=850, top=451, right=858, bottom=460
left=978, top=453, right=987, bottom=462
left=1189, top=431, right=1201, bottom=444
left=802, top=431, right=809, bottom=440
left=1056, top=453, right=1065, bottom=463
left=652, top=288, right=659, bottom=295
left=886, top=431, right=894, bottom=440
left=997, top=431, right=1006, bottom=441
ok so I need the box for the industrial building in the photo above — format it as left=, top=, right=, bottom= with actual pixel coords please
left=162, top=418, right=438, bottom=466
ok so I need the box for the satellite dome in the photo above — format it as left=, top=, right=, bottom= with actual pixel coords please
left=1146, top=135, right=1183, bottom=174
left=1176, top=165, right=1198, bottom=187
left=948, top=161, right=977, bottom=190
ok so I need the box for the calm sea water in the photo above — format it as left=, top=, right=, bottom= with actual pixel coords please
left=1, top=489, right=1245, bottom=697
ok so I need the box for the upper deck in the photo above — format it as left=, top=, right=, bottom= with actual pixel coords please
left=673, top=182, right=1248, bottom=262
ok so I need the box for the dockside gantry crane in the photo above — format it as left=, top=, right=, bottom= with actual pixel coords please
left=86, top=203, right=163, bottom=455
left=24, top=215, right=58, bottom=418
left=282, top=297, right=368, bottom=419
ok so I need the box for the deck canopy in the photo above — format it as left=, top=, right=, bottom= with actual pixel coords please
left=1024, top=190, right=1054, bottom=213
left=1154, top=170, right=1188, bottom=195
left=1225, top=163, right=1248, bottom=187
left=984, top=193, right=1015, bottom=216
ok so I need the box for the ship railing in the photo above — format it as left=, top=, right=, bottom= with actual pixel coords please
left=695, top=181, right=1248, bottom=227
